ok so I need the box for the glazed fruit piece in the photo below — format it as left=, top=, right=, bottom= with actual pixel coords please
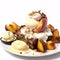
left=33, top=18, right=47, bottom=33
left=12, top=22, right=20, bottom=31
left=53, top=29, right=59, bottom=38
left=51, top=29, right=60, bottom=43
left=46, top=41, right=55, bottom=50
left=48, top=24, right=55, bottom=32
left=5, top=22, right=20, bottom=33
left=5, top=24, right=16, bottom=33
left=37, top=40, right=46, bottom=52
left=52, top=37, right=60, bottom=43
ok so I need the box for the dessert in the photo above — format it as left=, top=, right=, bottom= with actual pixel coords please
left=1, top=10, right=60, bottom=54
left=25, top=11, right=47, bottom=32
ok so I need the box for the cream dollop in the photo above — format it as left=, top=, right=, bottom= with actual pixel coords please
left=11, top=40, right=29, bottom=51
left=32, top=13, right=41, bottom=20
left=2, top=31, right=15, bottom=42
left=20, top=26, right=52, bottom=42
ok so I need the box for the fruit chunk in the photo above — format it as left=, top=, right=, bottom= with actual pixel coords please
left=12, top=22, right=18, bottom=31
left=33, top=18, right=47, bottom=33
left=5, top=22, right=20, bottom=33
left=52, top=37, right=60, bottom=43
left=37, top=40, right=46, bottom=52
left=53, top=29, right=59, bottom=38
left=46, top=41, right=55, bottom=50
left=48, top=24, right=55, bottom=32
left=12, top=22, right=20, bottom=31
left=5, top=24, right=15, bottom=33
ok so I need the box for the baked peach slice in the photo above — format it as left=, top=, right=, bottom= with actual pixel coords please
left=12, top=22, right=18, bottom=31
left=46, top=41, right=55, bottom=50
left=5, top=22, right=20, bottom=33
left=48, top=24, right=55, bottom=32
left=52, top=37, right=60, bottom=43
left=33, top=18, right=47, bottom=33
left=12, top=22, right=20, bottom=31
left=53, top=29, right=59, bottom=38
left=5, top=24, right=15, bottom=33
left=37, top=40, right=46, bottom=52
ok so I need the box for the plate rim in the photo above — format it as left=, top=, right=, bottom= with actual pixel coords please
left=0, top=40, right=60, bottom=57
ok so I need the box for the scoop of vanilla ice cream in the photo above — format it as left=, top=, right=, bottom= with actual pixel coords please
left=25, top=16, right=39, bottom=29
left=2, top=31, right=15, bottom=42
left=32, top=13, right=41, bottom=20
left=11, top=40, right=29, bottom=51
left=25, top=13, right=41, bottom=29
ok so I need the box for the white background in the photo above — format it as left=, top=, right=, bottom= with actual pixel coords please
left=0, top=0, right=60, bottom=60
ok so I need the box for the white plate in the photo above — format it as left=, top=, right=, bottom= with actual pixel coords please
left=0, top=40, right=60, bottom=57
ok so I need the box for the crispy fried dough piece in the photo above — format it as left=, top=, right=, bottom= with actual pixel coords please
left=46, top=41, right=55, bottom=50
